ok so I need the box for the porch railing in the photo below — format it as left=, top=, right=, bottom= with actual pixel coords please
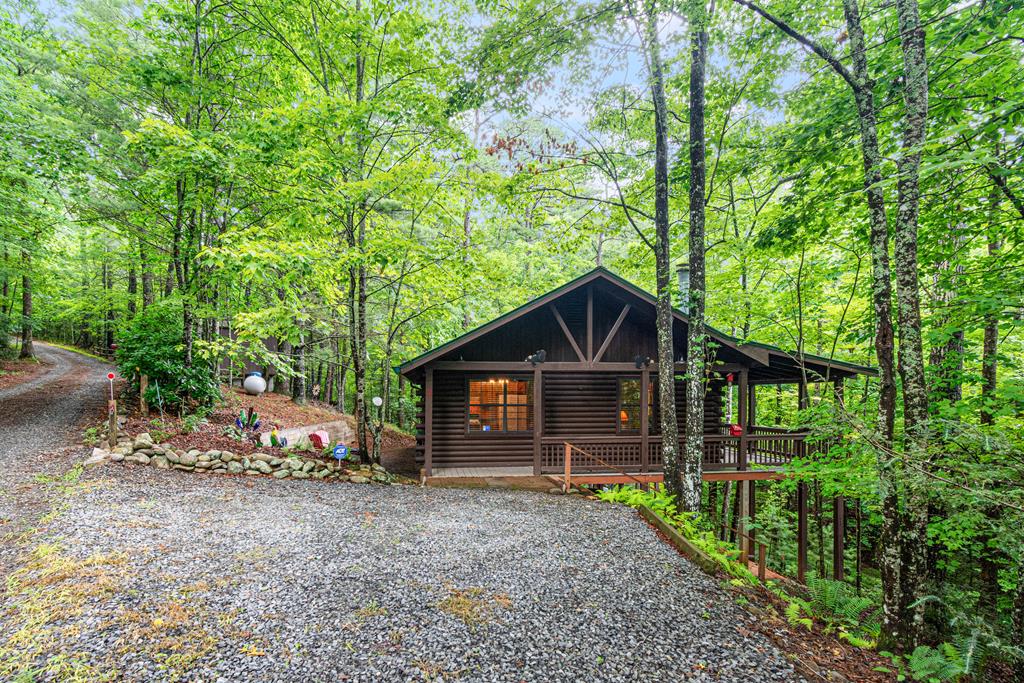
left=539, top=428, right=821, bottom=474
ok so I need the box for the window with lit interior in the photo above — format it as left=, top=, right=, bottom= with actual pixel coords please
left=467, top=378, right=533, bottom=433
left=618, top=377, right=654, bottom=433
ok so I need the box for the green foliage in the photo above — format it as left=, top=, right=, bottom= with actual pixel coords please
left=781, top=577, right=881, bottom=646
left=181, top=406, right=212, bottom=434
left=883, top=643, right=968, bottom=683
left=596, top=485, right=758, bottom=584
left=113, top=300, right=219, bottom=411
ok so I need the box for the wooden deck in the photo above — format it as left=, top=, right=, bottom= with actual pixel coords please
left=431, top=466, right=535, bottom=478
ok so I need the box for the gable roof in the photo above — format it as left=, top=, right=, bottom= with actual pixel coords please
left=397, top=266, right=876, bottom=378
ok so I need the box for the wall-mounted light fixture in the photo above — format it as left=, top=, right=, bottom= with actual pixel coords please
left=634, top=355, right=653, bottom=369
left=526, top=349, right=547, bottom=365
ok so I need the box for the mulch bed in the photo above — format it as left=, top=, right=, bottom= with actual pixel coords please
left=120, top=386, right=415, bottom=458
left=0, top=357, right=49, bottom=390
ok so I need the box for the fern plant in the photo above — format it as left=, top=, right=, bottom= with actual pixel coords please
left=903, top=643, right=966, bottom=682
left=805, top=577, right=881, bottom=638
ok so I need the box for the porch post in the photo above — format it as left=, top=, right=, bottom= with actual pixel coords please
left=424, top=368, right=433, bottom=478
left=737, top=370, right=748, bottom=469
left=640, top=368, right=650, bottom=473
left=533, top=367, right=543, bottom=475
left=797, top=481, right=808, bottom=583
left=832, top=495, right=846, bottom=581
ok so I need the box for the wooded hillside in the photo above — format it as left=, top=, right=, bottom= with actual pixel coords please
left=1, top=0, right=1022, bottom=673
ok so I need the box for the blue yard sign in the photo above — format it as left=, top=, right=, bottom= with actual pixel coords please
left=333, top=444, right=349, bottom=462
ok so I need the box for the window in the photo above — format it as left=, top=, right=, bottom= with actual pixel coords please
left=468, top=378, right=533, bottom=433
left=618, top=377, right=654, bottom=433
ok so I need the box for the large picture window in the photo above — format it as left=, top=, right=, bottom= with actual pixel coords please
left=468, top=378, right=533, bottom=433
left=618, top=377, right=654, bottom=433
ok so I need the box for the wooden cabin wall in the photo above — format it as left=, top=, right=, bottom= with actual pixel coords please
left=416, top=371, right=728, bottom=467
left=423, top=370, right=533, bottom=468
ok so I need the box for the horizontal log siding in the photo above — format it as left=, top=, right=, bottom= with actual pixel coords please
left=417, top=371, right=728, bottom=468
left=543, top=373, right=618, bottom=435
left=428, top=370, right=533, bottom=467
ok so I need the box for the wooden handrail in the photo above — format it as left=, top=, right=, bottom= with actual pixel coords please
left=562, top=441, right=646, bottom=491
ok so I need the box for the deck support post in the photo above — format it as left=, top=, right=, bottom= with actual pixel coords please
left=563, top=442, right=572, bottom=492
left=832, top=495, right=845, bottom=581
left=424, top=368, right=433, bottom=478
left=738, top=479, right=754, bottom=560
left=640, top=369, right=650, bottom=473
left=797, top=481, right=808, bottom=583
left=747, top=480, right=757, bottom=561
left=533, top=367, right=543, bottom=475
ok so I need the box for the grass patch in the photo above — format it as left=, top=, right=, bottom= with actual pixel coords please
left=38, top=341, right=108, bottom=362
left=437, top=586, right=512, bottom=628
left=354, top=600, right=388, bottom=619
left=114, top=590, right=219, bottom=682
left=0, top=544, right=127, bottom=682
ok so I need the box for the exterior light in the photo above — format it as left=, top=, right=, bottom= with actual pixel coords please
left=371, top=396, right=384, bottom=408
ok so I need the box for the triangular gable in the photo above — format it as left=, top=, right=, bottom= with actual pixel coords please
left=398, top=267, right=771, bottom=376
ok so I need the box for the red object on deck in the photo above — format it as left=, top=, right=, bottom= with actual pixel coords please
left=308, top=430, right=330, bottom=450
left=729, top=424, right=743, bottom=437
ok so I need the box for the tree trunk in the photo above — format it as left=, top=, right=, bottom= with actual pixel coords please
left=128, top=263, right=137, bottom=318
left=888, top=0, right=931, bottom=651
left=641, top=6, right=682, bottom=503
left=981, top=231, right=1000, bottom=425
left=680, top=0, right=709, bottom=512
left=293, top=332, right=307, bottom=405
left=141, top=239, right=154, bottom=308
left=19, top=250, right=32, bottom=359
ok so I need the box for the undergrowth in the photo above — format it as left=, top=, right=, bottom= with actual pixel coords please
left=595, top=484, right=1010, bottom=682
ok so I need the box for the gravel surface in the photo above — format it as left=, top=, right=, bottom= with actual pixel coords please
left=0, top=343, right=111, bottom=460
left=0, top=343, right=111, bottom=574
left=3, top=463, right=801, bottom=682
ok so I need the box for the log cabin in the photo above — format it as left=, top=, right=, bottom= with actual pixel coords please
left=398, top=267, right=874, bottom=482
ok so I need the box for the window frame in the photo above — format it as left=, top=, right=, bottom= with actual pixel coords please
left=465, top=375, right=534, bottom=436
left=616, top=375, right=654, bottom=434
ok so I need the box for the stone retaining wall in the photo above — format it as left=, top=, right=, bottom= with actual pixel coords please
left=87, top=432, right=397, bottom=485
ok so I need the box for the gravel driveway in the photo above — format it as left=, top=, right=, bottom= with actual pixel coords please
left=0, top=342, right=111, bottom=460
left=2, top=464, right=800, bottom=682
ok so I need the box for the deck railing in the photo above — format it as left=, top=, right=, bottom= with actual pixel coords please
left=539, top=427, right=821, bottom=474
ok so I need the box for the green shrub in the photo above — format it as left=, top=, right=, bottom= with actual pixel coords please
left=114, top=299, right=220, bottom=411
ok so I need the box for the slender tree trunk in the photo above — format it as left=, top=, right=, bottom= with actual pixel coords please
left=981, top=217, right=1001, bottom=425
left=19, top=250, right=32, bottom=359
left=293, top=331, right=307, bottom=405
left=681, top=0, right=709, bottom=512
left=889, top=0, right=931, bottom=651
left=140, top=239, right=154, bottom=308
left=127, top=263, right=137, bottom=318
left=642, top=4, right=682, bottom=503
